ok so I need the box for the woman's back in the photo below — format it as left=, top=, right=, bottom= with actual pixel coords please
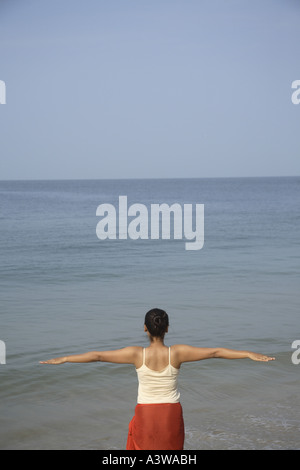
left=136, top=345, right=178, bottom=371
left=136, top=347, right=180, bottom=404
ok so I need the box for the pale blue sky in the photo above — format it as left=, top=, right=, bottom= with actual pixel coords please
left=0, top=0, right=299, bottom=179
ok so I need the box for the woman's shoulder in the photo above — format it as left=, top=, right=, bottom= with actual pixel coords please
left=170, top=344, right=190, bottom=353
left=123, top=345, right=143, bottom=356
left=170, top=344, right=189, bottom=368
left=171, top=344, right=217, bottom=364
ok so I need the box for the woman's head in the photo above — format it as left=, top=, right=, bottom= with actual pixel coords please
left=144, top=308, right=169, bottom=340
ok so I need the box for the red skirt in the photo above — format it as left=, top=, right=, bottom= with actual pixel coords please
left=126, top=402, right=184, bottom=450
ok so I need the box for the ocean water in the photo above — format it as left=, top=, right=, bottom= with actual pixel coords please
left=0, top=177, right=299, bottom=450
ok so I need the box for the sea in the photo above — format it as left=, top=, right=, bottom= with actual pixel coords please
left=0, top=177, right=299, bottom=450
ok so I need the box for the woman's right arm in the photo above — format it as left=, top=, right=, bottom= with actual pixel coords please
left=40, top=351, right=102, bottom=364
left=173, top=345, right=275, bottom=365
left=40, top=346, right=142, bottom=365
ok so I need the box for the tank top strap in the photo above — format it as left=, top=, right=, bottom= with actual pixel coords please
left=142, top=347, right=172, bottom=367
left=143, top=347, right=146, bottom=365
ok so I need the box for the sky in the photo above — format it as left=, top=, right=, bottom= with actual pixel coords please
left=0, top=0, right=299, bottom=180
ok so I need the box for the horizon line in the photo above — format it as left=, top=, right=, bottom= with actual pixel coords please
left=0, top=175, right=299, bottom=183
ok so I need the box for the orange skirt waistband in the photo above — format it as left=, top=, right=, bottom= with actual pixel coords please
left=126, top=402, right=184, bottom=451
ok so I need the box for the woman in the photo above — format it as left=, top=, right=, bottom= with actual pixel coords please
left=40, top=308, right=275, bottom=450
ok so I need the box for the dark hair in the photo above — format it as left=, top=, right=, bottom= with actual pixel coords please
left=144, top=308, right=169, bottom=339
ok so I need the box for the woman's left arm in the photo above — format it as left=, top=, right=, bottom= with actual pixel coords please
left=173, top=345, right=275, bottom=365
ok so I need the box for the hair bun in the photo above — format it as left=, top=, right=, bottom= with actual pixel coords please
left=144, top=308, right=169, bottom=339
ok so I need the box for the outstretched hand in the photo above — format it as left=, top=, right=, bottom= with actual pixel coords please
left=248, top=352, right=275, bottom=362
left=40, top=357, right=66, bottom=365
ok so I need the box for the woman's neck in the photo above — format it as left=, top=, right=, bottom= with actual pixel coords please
left=149, top=336, right=165, bottom=346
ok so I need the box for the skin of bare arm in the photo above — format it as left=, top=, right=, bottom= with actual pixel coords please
left=172, top=345, right=275, bottom=366
left=40, top=346, right=142, bottom=366
left=40, top=345, right=275, bottom=366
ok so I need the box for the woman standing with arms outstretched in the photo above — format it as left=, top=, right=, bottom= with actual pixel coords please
left=41, top=308, right=275, bottom=450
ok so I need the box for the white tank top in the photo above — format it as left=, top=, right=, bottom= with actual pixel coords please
left=136, top=347, right=180, bottom=404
